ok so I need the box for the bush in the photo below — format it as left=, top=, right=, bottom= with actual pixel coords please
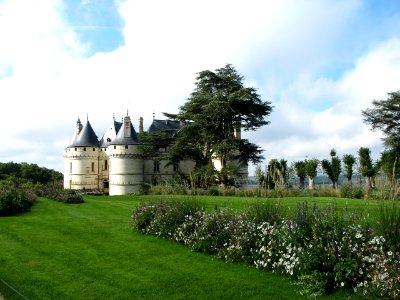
left=0, top=187, right=37, bottom=216
left=43, top=187, right=84, bottom=204
left=132, top=199, right=400, bottom=299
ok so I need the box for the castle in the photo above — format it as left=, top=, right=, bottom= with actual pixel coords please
left=63, top=113, right=248, bottom=195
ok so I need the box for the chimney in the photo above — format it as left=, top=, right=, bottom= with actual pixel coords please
left=139, top=117, right=144, bottom=134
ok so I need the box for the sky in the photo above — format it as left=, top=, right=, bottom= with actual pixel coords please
left=1, top=0, right=400, bottom=175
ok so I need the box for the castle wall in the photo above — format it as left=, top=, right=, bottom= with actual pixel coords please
left=63, top=147, right=100, bottom=190
left=108, top=145, right=143, bottom=195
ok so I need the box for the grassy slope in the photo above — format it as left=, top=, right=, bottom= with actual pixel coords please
left=0, top=195, right=372, bottom=299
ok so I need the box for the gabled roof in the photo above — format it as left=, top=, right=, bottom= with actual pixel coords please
left=69, top=120, right=99, bottom=147
left=110, top=122, right=140, bottom=145
left=99, top=120, right=122, bottom=147
left=148, top=119, right=182, bottom=132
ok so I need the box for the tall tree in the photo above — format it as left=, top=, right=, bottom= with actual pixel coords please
left=294, top=161, right=307, bottom=189
left=358, top=147, right=376, bottom=189
left=342, top=154, right=356, bottom=184
left=321, top=149, right=341, bottom=189
left=164, top=64, right=273, bottom=186
left=378, top=148, right=400, bottom=185
left=362, top=91, right=400, bottom=149
left=305, top=159, right=319, bottom=190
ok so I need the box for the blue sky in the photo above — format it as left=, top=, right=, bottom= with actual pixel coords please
left=1, top=0, right=400, bottom=175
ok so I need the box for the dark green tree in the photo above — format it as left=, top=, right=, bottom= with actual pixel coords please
left=164, top=64, right=273, bottom=186
left=358, top=147, right=376, bottom=189
left=294, top=161, right=307, bottom=189
left=362, top=91, right=400, bottom=149
left=321, top=149, right=341, bottom=189
left=305, top=158, right=319, bottom=190
left=342, top=154, right=356, bottom=184
left=378, top=147, right=400, bottom=185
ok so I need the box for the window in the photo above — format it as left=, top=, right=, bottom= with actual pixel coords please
left=125, top=145, right=128, bottom=149
left=75, top=148, right=77, bottom=151
left=114, top=146, right=116, bottom=149
left=153, top=160, right=160, bottom=172
left=93, top=148, right=95, bottom=151
left=104, top=160, right=108, bottom=171
left=91, top=162, right=95, bottom=172
left=173, top=162, right=179, bottom=172
left=70, top=162, right=72, bottom=173
left=84, top=147, right=86, bottom=151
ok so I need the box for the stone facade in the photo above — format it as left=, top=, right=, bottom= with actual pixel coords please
left=63, top=114, right=247, bottom=195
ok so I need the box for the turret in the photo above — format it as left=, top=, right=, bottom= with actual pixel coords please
left=63, top=119, right=100, bottom=191
left=108, top=113, right=143, bottom=195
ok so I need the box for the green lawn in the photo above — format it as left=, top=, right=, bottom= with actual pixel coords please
left=0, top=195, right=374, bottom=299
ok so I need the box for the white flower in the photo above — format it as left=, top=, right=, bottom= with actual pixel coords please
left=341, top=282, right=344, bottom=287
left=388, top=251, right=393, bottom=256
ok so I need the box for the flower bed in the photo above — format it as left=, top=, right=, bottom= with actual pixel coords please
left=132, top=199, right=400, bottom=298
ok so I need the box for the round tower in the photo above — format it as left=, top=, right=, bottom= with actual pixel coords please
left=63, top=118, right=100, bottom=191
left=108, top=114, right=143, bottom=195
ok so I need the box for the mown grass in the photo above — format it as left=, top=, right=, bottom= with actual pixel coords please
left=0, top=195, right=376, bottom=299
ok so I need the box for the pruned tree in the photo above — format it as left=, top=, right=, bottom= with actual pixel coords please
left=358, top=147, right=376, bottom=189
left=164, top=64, right=273, bottom=187
left=342, top=154, right=356, bottom=184
left=294, top=161, right=307, bottom=189
left=321, top=149, right=341, bottom=189
left=305, top=159, right=319, bottom=190
left=378, top=148, right=400, bottom=185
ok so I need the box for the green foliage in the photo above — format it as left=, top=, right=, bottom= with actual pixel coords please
left=43, top=187, right=84, bottom=204
left=379, top=148, right=400, bottom=184
left=377, top=201, right=400, bottom=252
left=358, top=147, right=377, bottom=189
left=342, top=154, right=356, bottom=182
left=294, top=161, right=307, bottom=189
left=305, top=158, right=319, bottom=190
left=339, top=184, right=364, bottom=199
left=0, top=161, right=62, bottom=184
left=0, top=184, right=37, bottom=216
left=133, top=198, right=400, bottom=298
left=322, top=149, right=342, bottom=189
left=164, top=64, right=273, bottom=186
left=362, top=91, right=400, bottom=149
left=244, top=199, right=284, bottom=225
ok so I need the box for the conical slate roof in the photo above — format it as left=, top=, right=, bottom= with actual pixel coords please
left=99, top=120, right=122, bottom=147
left=110, top=122, right=140, bottom=145
left=69, top=120, right=99, bottom=147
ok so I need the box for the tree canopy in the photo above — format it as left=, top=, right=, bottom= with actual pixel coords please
left=362, top=91, right=400, bottom=149
left=0, top=162, right=63, bottom=184
left=164, top=64, right=273, bottom=185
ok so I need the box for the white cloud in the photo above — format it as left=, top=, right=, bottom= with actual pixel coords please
left=0, top=0, right=399, bottom=175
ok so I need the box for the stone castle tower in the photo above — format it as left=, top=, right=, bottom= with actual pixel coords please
left=63, top=113, right=248, bottom=195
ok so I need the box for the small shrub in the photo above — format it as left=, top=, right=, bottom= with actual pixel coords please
left=0, top=187, right=37, bottom=216
left=43, top=187, right=84, bottom=204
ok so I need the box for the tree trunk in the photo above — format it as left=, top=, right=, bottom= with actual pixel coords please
left=308, top=177, right=314, bottom=190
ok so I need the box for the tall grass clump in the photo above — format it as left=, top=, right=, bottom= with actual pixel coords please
left=376, top=201, right=400, bottom=252
left=133, top=198, right=400, bottom=299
